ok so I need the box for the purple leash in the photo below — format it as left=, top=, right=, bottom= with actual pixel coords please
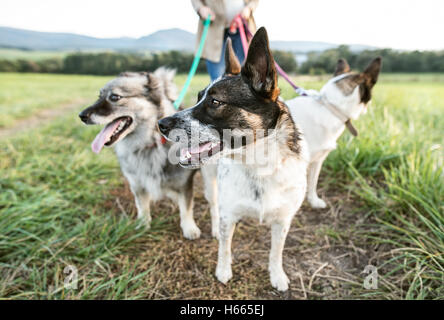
left=273, top=63, right=307, bottom=96
left=240, top=17, right=307, bottom=96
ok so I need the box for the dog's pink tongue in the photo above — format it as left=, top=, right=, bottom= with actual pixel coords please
left=91, top=119, right=122, bottom=154
left=190, top=142, right=212, bottom=154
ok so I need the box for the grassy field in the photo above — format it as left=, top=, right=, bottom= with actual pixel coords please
left=0, top=72, right=442, bottom=299
left=0, top=73, right=109, bottom=129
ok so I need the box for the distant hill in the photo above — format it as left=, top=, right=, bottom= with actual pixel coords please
left=135, top=29, right=195, bottom=51
left=0, top=26, right=196, bottom=51
left=0, top=26, right=376, bottom=53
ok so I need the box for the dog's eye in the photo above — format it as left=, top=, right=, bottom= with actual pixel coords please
left=211, top=98, right=222, bottom=107
left=109, top=94, right=121, bottom=102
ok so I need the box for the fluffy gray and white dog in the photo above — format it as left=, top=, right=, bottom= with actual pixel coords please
left=79, top=68, right=218, bottom=239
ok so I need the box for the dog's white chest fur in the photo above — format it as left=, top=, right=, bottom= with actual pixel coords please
left=217, top=154, right=307, bottom=224
left=215, top=137, right=308, bottom=292
left=115, top=133, right=167, bottom=201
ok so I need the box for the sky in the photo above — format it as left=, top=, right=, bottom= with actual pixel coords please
left=1, top=0, right=443, bottom=51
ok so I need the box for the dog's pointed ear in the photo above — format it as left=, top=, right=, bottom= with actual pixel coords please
left=363, top=56, right=382, bottom=87
left=241, top=27, right=279, bottom=101
left=145, top=73, right=162, bottom=104
left=224, top=38, right=241, bottom=75
left=334, top=58, right=350, bottom=76
left=146, top=73, right=160, bottom=89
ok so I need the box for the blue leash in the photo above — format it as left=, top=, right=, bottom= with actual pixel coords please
left=173, top=15, right=211, bottom=109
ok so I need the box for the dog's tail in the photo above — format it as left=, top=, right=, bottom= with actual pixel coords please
left=154, top=67, right=178, bottom=103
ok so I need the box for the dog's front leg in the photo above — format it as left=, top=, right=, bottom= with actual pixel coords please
left=269, top=221, right=291, bottom=291
left=307, top=157, right=328, bottom=209
left=177, top=187, right=201, bottom=240
left=134, top=189, right=152, bottom=228
left=216, top=216, right=236, bottom=284
left=201, top=165, right=219, bottom=239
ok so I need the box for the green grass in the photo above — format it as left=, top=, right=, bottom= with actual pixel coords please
left=322, top=76, right=444, bottom=299
left=0, top=73, right=209, bottom=129
left=0, top=73, right=111, bottom=128
left=0, top=72, right=443, bottom=299
left=0, top=72, right=211, bottom=298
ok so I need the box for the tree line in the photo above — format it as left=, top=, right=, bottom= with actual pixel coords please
left=0, top=50, right=298, bottom=75
left=299, top=45, right=444, bottom=74
left=0, top=46, right=443, bottom=75
left=0, top=51, right=207, bottom=75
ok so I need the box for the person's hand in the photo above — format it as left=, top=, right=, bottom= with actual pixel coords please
left=228, top=20, right=238, bottom=34
left=241, top=6, right=252, bottom=19
left=198, top=6, right=215, bottom=21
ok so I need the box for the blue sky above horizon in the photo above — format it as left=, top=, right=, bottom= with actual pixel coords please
left=1, top=0, right=443, bottom=51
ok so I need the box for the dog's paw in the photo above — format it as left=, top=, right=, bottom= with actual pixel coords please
left=216, top=265, right=232, bottom=284
left=181, top=222, right=201, bottom=240
left=270, top=270, right=289, bottom=292
left=308, top=196, right=327, bottom=209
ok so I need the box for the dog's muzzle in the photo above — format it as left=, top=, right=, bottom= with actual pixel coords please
left=158, top=116, right=177, bottom=136
left=79, top=109, right=92, bottom=124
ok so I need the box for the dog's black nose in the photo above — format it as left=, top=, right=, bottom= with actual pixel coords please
left=158, top=117, right=176, bottom=135
left=78, top=110, right=90, bottom=124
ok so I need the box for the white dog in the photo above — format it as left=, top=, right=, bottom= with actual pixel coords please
left=287, top=57, right=382, bottom=208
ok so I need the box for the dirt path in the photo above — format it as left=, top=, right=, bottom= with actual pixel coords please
left=106, top=173, right=395, bottom=299
left=0, top=99, right=88, bottom=139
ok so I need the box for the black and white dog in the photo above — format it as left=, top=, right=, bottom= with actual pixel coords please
left=79, top=68, right=218, bottom=240
left=158, top=28, right=308, bottom=291
left=287, top=57, right=382, bottom=208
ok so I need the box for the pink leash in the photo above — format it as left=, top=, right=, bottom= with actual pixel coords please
left=234, top=15, right=249, bottom=58
left=236, top=16, right=307, bottom=96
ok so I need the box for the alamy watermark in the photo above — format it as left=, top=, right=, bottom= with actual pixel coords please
left=363, top=265, right=378, bottom=289
left=63, top=265, right=78, bottom=290
left=164, top=125, right=287, bottom=176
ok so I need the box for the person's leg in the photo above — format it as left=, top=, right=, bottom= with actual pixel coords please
left=228, top=29, right=245, bottom=65
left=206, top=59, right=225, bottom=81
left=206, top=29, right=246, bottom=80
left=205, top=30, right=229, bottom=81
